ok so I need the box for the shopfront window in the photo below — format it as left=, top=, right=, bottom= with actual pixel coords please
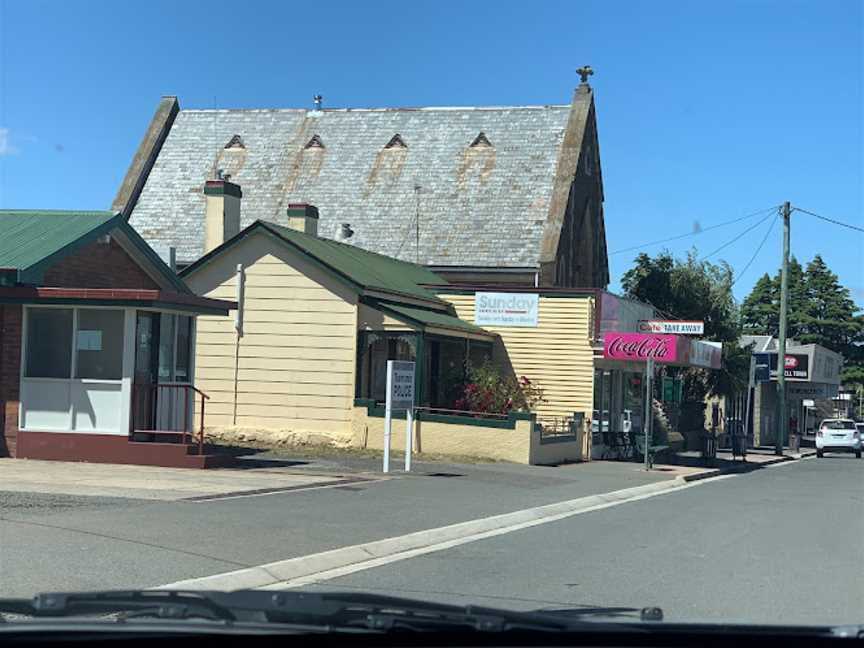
left=623, top=372, right=644, bottom=433
left=357, top=332, right=418, bottom=403
left=75, top=309, right=124, bottom=380
left=592, top=369, right=613, bottom=441
left=25, top=308, right=73, bottom=378
left=468, top=340, right=493, bottom=370
left=426, top=337, right=467, bottom=409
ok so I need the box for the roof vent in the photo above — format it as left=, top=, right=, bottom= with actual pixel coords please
left=469, top=132, right=492, bottom=148
left=224, top=134, right=245, bottom=149
left=384, top=134, right=407, bottom=149
left=304, top=134, right=325, bottom=149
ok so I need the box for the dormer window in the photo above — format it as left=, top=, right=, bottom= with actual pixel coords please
left=384, top=134, right=407, bottom=149
left=304, top=134, right=325, bottom=149
left=469, top=132, right=493, bottom=148
left=224, top=134, right=245, bottom=149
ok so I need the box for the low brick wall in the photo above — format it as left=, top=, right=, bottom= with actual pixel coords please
left=352, top=400, right=582, bottom=465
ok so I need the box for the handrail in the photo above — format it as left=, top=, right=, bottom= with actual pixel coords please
left=413, top=406, right=509, bottom=420
left=151, top=382, right=210, bottom=400
left=130, top=383, right=210, bottom=455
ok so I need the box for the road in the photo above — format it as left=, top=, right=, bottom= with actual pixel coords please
left=1, top=455, right=862, bottom=627
left=308, top=455, right=864, bottom=625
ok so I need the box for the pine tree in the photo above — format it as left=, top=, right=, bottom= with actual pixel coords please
left=740, top=273, right=777, bottom=334
left=739, top=257, right=807, bottom=338
left=800, top=255, right=859, bottom=350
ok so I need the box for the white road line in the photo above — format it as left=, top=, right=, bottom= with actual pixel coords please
left=157, top=475, right=713, bottom=592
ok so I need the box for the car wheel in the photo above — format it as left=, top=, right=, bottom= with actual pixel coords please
left=856, top=451, right=862, bottom=459
left=817, top=449, right=824, bottom=458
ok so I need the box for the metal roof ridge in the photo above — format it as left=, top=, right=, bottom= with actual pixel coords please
left=180, top=104, right=570, bottom=114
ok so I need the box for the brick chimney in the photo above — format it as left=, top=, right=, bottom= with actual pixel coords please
left=286, top=203, right=319, bottom=236
left=204, top=179, right=242, bottom=252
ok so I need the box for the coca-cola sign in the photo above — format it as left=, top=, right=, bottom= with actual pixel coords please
left=603, top=332, right=681, bottom=364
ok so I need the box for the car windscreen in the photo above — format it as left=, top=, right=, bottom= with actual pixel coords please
left=822, top=420, right=856, bottom=430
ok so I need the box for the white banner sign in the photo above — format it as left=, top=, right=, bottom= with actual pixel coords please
left=475, top=292, right=539, bottom=327
left=638, top=320, right=704, bottom=335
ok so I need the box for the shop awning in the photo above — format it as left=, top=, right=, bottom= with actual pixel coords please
left=0, top=287, right=235, bottom=316
left=373, top=301, right=495, bottom=342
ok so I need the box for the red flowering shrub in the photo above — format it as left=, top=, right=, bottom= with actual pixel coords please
left=455, top=362, right=545, bottom=414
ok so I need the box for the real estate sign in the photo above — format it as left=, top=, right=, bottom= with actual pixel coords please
left=475, top=292, right=539, bottom=327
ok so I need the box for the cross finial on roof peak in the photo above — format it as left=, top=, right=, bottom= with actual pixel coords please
left=576, top=65, right=594, bottom=85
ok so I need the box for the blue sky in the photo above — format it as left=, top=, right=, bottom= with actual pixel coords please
left=0, top=0, right=861, bottom=302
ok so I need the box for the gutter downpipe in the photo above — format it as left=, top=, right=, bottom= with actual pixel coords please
left=233, top=263, right=244, bottom=425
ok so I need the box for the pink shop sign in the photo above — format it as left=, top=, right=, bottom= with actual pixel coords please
left=603, top=332, right=681, bottom=364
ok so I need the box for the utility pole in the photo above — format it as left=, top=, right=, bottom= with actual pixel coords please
left=775, top=201, right=791, bottom=455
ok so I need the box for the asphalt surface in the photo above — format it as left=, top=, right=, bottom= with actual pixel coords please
left=0, top=460, right=671, bottom=596
left=306, top=455, right=864, bottom=626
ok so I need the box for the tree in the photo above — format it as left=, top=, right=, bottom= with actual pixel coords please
left=800, top=255, right=864, bottom=386
left=740, top=273, right=777, bottom=334
left=621, top=250, right=746, bottom=398
left=740, top=257, right=807, bottom=338
left=739, top=254, right=864, bottom=387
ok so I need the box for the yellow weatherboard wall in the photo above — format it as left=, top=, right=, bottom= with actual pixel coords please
left=184, top=231, right=359, bottom=443
left=440, top=292, right=595, bottom=422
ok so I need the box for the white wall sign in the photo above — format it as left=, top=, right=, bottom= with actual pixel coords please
left=475, top=292, right=539, bottom=327
left=638, top=320, right=704, bottom=335
left=76, top=330, right=103, bottom=351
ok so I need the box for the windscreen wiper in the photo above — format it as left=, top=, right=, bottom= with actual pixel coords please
left=0, top=589, right=649, bottom=633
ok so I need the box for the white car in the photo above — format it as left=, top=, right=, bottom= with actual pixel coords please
left=816, top=419, right=861, bottom=458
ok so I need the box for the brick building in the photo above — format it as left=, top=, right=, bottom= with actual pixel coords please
left=0, top=210, right=233, bottom=467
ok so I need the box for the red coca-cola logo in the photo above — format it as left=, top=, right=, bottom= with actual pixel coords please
left=607, top=335, right=670, bottom=359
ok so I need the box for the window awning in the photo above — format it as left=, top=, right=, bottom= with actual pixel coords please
left=372, top=301, right=495, bottom=342
left=0, top=287, right=235, bottom=316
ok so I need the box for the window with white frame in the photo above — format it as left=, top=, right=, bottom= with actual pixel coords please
left=25, top=308, right=74, bottom=378
left=24, top=307, right=125, bottom=381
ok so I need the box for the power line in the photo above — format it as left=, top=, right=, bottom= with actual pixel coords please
left=703, top=210, right=777, bottom=260
left=792, top=207, right=864, bottom=234
left=609, top=205, right=780, bottom=256
left=730, top=212, right=778, bottom=287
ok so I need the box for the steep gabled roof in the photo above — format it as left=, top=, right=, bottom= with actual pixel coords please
left=180, top=220, right=449, bottom=306
left=122, top=93, right=597, bottom=272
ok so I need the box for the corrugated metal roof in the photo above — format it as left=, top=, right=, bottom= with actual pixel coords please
left=262, top=222, right=446, bottom=302
left=379, top=301, right=491, bottom=337
left=129, top=104, right=573, bottom=268
left=0, top=210, right=118, bottom=271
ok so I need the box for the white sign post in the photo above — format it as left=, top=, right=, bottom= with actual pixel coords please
left=383, top=360, right=415, bottom=473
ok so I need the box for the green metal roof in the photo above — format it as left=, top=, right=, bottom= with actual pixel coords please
left=182, top=220, right=448, bottom=304
left=376, top=301, right=493, bottom=338
left=263, top=222, right=446, bottom=302
left=0, top=210, right=120, bottom=273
